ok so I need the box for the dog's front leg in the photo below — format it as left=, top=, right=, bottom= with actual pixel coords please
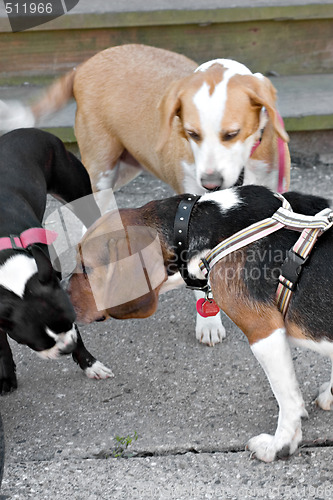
left=160, top=277, right=225, bottom=345
left=0, top=330, right=17, bottom=394
left=247, top=327, right=308, bottom=462
left=71, top=326, right=114, bottom=380
left=194, top=290, right=226, bottom=346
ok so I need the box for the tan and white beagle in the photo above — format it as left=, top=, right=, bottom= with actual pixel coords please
left=67, top=186, right=333, bottom=462
left=3, top=44, right=290, bottom=345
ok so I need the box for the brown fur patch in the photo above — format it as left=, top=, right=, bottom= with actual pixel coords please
left=202, top=63, right=226, bottom=95
left=208, top=251, right=285, bottom=344
left=286, top=320, right=315, bottom=341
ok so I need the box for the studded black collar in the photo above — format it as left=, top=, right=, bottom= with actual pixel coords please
left=173, top=194, right=209, bottom=290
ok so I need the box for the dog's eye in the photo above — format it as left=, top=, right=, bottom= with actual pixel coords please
left=186, top=130, right=201, bottom=142
left=223, top=130, right=240, bottom=141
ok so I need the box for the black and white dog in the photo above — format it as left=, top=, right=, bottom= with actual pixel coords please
left=0, top=128, right=112, bottom=394
left=68, top=185, right=333, bottom=461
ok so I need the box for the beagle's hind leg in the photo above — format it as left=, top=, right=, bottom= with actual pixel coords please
left=247, top=327, right=308, bottom=462
left=75, top=113, right=142, bottom=213
left=75, top=112, right=124, bottom=213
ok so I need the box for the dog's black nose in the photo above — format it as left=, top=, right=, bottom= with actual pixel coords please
left=201, top=174, right=223, bottom=191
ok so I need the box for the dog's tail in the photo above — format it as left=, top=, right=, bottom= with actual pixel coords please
left=0, top=70, right=75, bottom=133
left=31, top=70, right=76, bottom=121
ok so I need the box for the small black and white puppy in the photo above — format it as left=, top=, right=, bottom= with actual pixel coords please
left=0, top=128, right=112, bottom=394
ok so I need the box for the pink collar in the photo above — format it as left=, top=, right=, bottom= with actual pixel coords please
left=250, top=112, right=286, bottom=194
left=0, top=228, right=58, bottom=252
left=276, top=114, right=287, bottom=194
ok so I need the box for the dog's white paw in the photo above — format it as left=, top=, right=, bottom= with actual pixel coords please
left=195, top=313, right=226, bottom=346
left=247, top=434, right=279, bottom=462
left=316, top=382, right=333, bottom=410
left=84, top=361, right=114, bottom=380
left=246, top=429, right=301, bottom=462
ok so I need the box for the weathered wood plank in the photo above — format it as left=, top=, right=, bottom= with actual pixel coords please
left=284, top=114, right=333, bottom=132
left=1, top=73, right=332, bottom=137
left=0, top=17, right=332, bottom=80
left=48, top=4, right=333, bottom=31
left=1, top=2, right=333, bottom=32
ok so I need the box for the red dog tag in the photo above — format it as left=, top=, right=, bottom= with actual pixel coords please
left=196, top=298, right=220, bottom=317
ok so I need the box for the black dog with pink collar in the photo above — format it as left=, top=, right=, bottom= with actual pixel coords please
left=0, top=128, right=112, bottom=394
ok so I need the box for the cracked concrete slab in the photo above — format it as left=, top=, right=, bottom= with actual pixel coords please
left=2, top=448, right=333, bottom=500
left=1, top=163, right=333, bottom=499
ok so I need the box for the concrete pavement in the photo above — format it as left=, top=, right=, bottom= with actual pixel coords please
left=0, top=162, right=333, bottom=499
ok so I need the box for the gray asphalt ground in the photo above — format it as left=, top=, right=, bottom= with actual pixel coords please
left=0, top=161, right=333, bottom=499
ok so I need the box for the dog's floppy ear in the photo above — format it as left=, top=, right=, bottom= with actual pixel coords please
left=242, top=75, right=289, bottom=143
left=30, top=245, right=54, bottom=284
left=156, top=78, right=187, bottom=152
left=102, top=226, right=166, bottom=318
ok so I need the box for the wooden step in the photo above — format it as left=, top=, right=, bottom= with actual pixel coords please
left=1, top=72, right=332, bottom=160
left=0, top=0, right=332, bottom=82
left=1, top=74, right=331, bottom=134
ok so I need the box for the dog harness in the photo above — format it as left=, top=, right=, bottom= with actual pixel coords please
left=199, top=194, right=333, bottom=317
left=0, top=228, right=58, bottom=252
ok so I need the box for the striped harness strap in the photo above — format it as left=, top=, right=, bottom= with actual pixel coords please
left=199, top=194, right=333, bottom=317
left=275, top=214, right=333, bottom=316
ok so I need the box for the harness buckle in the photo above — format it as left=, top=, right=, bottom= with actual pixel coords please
left=279, top=250, right=307, bottom=290
left=9, top=234, right=22, bottom=250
